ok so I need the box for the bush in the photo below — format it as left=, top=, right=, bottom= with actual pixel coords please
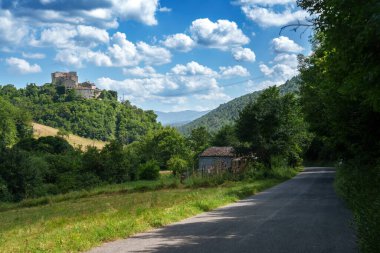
left=167, top=156, right=188, bottom=176
left=138, top=160, right=160, bottom=180
left=335, top=161, right=380, bottom=253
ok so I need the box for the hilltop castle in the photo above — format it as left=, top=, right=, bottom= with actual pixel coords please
left=51, top=71, right=101, bottom=99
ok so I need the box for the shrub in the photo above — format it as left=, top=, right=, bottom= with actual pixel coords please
left=138, top=160, right=160, bottom=180
left=167, top=156, right=188, bottom=176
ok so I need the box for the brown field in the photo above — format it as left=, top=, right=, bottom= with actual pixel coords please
left=32, top=122, right=107, bottom=150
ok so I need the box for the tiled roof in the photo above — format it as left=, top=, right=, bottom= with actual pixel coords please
left=199, top=147, right=235, bottom=157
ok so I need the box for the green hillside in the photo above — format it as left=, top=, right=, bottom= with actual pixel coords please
left=178, top=76, right=301, bottom=134
left=0, top=83, right=160, bottom=143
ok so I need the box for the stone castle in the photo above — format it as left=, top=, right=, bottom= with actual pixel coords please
left=51, top=71, right=101, bottom=99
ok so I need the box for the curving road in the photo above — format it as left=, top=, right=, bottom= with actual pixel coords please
left=88, top=167, right=357, bottom=253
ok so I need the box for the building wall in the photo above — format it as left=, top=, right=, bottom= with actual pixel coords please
left=75, top=88, right=101, bottom=99
left=199, top=156, right=232, bottom=173
left=52, top=72, right=78, bottom=86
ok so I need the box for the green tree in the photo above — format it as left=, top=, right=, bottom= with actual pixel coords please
left=236, top=87, right=310, bottom=167
left=0, top=97, right=32, bottom=148
left=212, top=124, right=239, bottom=147
left=297, top=1, right=380, bottom=251
left=142, top=127, right=190, bottom=169
left=138, top=160, right=160, bottom=180
left=167, top=156, right=188, bottom=176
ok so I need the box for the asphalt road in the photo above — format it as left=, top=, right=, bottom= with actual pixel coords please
left=88, top=167, right=357, bottom=253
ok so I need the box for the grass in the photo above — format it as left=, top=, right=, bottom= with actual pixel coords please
left=32, top=122, right=107, bottom=150
left=0, top=168, right=299, bottom=253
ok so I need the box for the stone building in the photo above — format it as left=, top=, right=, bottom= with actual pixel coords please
left=198, top=146, right=249, bottom=174
left=51, top=72, right=101, bottom=99
left=199, top=147, right=235, bottom=173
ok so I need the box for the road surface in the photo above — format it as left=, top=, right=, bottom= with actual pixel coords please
left=88, top=167, right=357, bottom=253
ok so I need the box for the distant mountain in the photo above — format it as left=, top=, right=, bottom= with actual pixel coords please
left=155, top=110, right=210, bottom=126
left=178, top=76, right=301, bottom=134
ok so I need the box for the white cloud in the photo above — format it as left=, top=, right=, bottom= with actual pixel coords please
left=273, top=53, right=298, bottom=67
left=0, top=10, right=28, bottom=46
left=259, top=54, right=299, bottom=80
left=136, top=42, right=172, bottom=65
left=96, top=61, right=234, bottom=107
left=241, top=6, right=309, bottom=27
left=259, top=64, right=274, bottom=76
left=235, top=0, right=296, bottom=6
left=171, top=61, right=216, bottom=76
left=31, top=25, right=109, bottom=49
left=159, top=7, right=172, bottom=12
left=107, top=32, right=139, bottom=66
left=111, top=0, right=159, bottom=26
left=5, top=57, right=41, bottom=74
left=53, top=31, right=171, bottom=68
left=190, top=18, right=249, bottom=50
left=123, top=66, right=158, bottom=77
left=77, top=25, right=110, bottom=44
left=162, top=33, right=195, bottom=52
left=272, top=36, right=303, bottom=53
left=219, top=65, right=250, bottom=77
left=232, top=47, right=256, bottom=62
left=258, top=52, right=299, bottom=85
left=22, top=52, right=46, bottom=59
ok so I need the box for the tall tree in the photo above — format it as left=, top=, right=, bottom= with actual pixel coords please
left=236, top=87, right=310, bottom=167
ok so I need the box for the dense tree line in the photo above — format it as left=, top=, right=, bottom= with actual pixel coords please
left=296, top=0, right=380, bottom=252
left=0, top=84, right=160, bottom=143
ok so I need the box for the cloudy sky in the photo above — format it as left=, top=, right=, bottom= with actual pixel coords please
left=0, top=0, right=311, bottom=112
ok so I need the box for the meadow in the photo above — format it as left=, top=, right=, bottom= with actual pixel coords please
left=0, top=168, right=298, bottom=253
left=33, top=123, right=107, bottom=150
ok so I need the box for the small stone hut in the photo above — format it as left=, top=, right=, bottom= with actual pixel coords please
left=198, top=147, right=235, bottom=173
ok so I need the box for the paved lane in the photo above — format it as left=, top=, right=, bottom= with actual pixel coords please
left=88, top=167, right=357, bottom=253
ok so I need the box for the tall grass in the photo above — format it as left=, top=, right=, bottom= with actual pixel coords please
left=0, top=165, right=300, bottom=253
left=335, top=161, right=380, bottom=253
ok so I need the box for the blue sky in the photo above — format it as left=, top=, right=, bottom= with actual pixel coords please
left=0, top=0, right=312, bottom=112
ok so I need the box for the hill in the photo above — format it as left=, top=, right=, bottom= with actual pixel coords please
left=155, top=110, right=210, bottom=126
left=0, top=84, right=160, bottom=144
left=178, top=76, right=300, bottom=134
left=32, top=122, right=107, bottom=149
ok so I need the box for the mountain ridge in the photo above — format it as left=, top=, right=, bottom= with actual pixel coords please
left=177, top=76, right=301, bottom=134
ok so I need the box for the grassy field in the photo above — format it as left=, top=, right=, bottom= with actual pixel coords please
left=32, top=122, right=107, bottom=150
left=0, top=169, right=298, bottom=253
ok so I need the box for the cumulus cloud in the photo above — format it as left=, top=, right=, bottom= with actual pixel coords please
left=136, top=42, right=172, bottom=65
left=77, top=25, right=110, bottom=44
left=123, top=66, right=158, bottom=77
left=5, top=57, right=41, bottom=74
left=161, top=33, right=195, bottom=52
left=259, top=53, right=299, bottom=81
left=219, top=65, right=250, bottom=77
left=22, top=52, right=46, bottom=59
left=232, top=47, right=256, bottom=62
left=112, top=0, right=159, bottom=26
left=241, top=6, right=308, bottom=27
left=2, top=0, right=161, bottom=28
left=159, top=7, right=172, bottom=12
left=95, top=61, right=237, bottom=108
left=272, top=36, right=303, bottom=53
left=171, top=61, right=216, bottom=76
left=236, top=0, right=309, bottom=28
left=189, top=18, right=249, bottom=50
left=0, top=10, right=28, bottom=46
left=53, top=31, right=171, bottom=68
left=234, top=0, right=295, bottom=6
left=31, top=24, right=110, bottom=49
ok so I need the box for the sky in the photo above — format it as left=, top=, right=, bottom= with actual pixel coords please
left=0, top=0, right=312, bottom=112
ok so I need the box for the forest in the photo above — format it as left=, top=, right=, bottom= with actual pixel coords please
left=0, top=0, right=379, bottom=251
left=0, top=83, right=159, bottom=142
